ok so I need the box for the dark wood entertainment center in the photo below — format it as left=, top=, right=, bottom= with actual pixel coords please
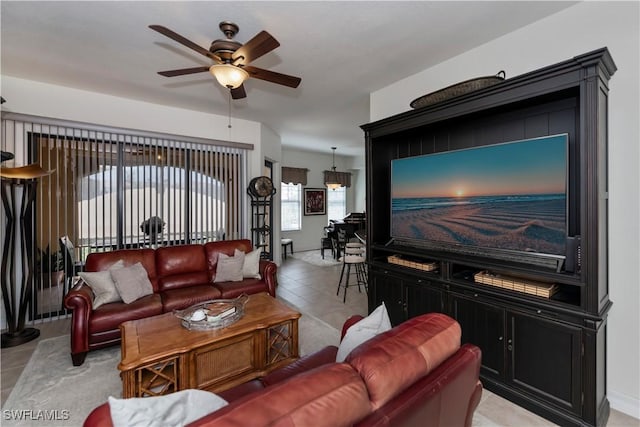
left=361, top=48, right=616, bottom=427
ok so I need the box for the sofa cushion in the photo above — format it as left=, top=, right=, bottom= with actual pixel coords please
left=213, top=278, right=268, bottom=299
left=213, top=252, right=245, bottom=282
left=156, top=245, right=209, bottom=292
left=79, top=260, right=125, bottom=309
left=190, top=363, right=371, bottom=427
left=88, top=294, right=163, bottom=333
left=161, top=285, right=223, bottom=312
left=204, top=239, right=253, bottom=282
left=111, top=262, right=154, bottom=304
left=336, top=302, right=391, bottom=362
left=346, top=313, right=461, bottom=410
left=238, top=248, right=262, bottom=279
left=85, top=248, right=158, bottom=292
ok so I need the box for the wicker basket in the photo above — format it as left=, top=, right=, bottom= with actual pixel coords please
left=410, top=71, right=505, bottom=109
left=387, top=255, right=438, bottom=272
left=473, top=270, right=558, bottom=298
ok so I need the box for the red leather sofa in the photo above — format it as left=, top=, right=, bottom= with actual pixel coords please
left=84, top=313, right=483, bottom=427
left=64, top=239, right=277, bottom=366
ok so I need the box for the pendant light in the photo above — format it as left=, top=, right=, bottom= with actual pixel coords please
left=325, top=147, right=342, bottom=191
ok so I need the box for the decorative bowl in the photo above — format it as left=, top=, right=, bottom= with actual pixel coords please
left=410, top=71, right=506, bottom=109
left=174, top=294, right=248, bottom=331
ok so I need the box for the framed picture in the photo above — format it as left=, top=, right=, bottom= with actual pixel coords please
left=304, top=188, right=326, bottom=215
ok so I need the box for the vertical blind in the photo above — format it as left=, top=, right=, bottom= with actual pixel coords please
left=1, top=113, right=251, bottom=323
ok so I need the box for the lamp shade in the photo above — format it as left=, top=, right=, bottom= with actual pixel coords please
left=325, top=147, right=343, bottom=190
left=325, top=170, right=342, bottom=190
left=0, top=164, right=55, bottom=180
left=209, top=64, right=249, bottom=89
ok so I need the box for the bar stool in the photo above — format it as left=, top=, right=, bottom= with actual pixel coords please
left=336, top=247, right=367, bottom=303
left=345, top=245, right=367, bottom=284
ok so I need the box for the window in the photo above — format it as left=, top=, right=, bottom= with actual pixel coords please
left=327, top=186, right=346, bottom=222
left=79, top=165, right=226, bottom=249
left=281, top=183, right=301, bottom=231
left=1, top=114, right=249, bottom=321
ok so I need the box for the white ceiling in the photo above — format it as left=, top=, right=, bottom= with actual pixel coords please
left=1, top=1, right=577, bottom=158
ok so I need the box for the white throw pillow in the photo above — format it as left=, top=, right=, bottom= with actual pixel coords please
left=110, top=262, right=154, bottom=304
left=235, top=248, right=262, bottom=279
left=213, top=252, right=245, bottom=283
left=78, top=260, right=125, bottom=309
left=335, top=302, right=392, bottom=362
left=108, top=389, right=228, bottom=427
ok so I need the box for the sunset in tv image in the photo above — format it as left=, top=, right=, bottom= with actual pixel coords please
left=391, top=134, right=568, bottom=256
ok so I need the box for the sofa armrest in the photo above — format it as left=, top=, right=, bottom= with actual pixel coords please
left=258, top=260, right=277, bottom=297
left=63, top=283, right=94, bottom=358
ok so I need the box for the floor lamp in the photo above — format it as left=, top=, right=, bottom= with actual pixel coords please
left=1, top=164, right=54, bottom=348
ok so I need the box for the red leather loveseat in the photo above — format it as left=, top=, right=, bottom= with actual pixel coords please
left=85, top=313, right=483, bottom=427
left=64, top=239, right=276, bottom=366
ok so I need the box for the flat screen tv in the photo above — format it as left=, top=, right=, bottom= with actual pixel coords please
left=390, top=134, right=569, bottom=268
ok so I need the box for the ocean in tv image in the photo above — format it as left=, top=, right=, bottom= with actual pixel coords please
left=391, top=135, right=568, bottom=256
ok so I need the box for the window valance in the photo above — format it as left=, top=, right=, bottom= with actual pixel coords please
left=282, top=167, right=308, bottom=185
left=323, top=170, right=351, bottom=188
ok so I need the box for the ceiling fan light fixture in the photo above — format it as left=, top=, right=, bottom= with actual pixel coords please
left=209, top=64, right=249, bottom=89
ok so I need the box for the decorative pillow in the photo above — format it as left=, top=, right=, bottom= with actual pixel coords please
left=108, top=389, right=228, bottom=427
left=214, top=252, right=245, bottom=283
left=336, top=302, right=392, bottom=362
left=235, top=248, right=262, bottom=279
left=110, top=262, right=154, bottom=304
left=78, top=260, right=125, bottom=309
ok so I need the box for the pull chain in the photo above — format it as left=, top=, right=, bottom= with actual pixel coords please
left=227, top=90, right=232, bottom=129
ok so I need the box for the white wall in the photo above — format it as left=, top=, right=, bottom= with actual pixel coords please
left=1, top=76, right=262, bottom=148
left=281, top=147, right=358, bottom=252
left=370, top=1, right=639, bottom=418
left=258, top=123, right=283, bottom=263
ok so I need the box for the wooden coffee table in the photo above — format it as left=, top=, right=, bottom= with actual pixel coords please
left=118, top=293, right=300, bottom=398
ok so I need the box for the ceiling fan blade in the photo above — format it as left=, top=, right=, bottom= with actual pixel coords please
left=232, top=31, right=279, bottom=66
left=231, top=85, right=247, bottom=100
left=149, top=25, right=220, bottom=61
left=158, top=66, right=210, bottom=77
left=243, top=66, right=302, bottom=88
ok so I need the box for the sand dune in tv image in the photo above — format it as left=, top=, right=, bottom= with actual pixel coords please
left=391, top=197, right=566, bottom=255
left=391, top=134, right=569, bottom=255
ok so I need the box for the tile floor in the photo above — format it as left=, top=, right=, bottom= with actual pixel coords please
left=1, top=251, right=637, bottom=426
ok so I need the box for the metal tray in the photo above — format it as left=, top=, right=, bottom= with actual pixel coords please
left=173, top=294, right=248, bottom=331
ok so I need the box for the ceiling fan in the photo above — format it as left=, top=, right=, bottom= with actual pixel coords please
left=149, top=22, right=302, bottom=100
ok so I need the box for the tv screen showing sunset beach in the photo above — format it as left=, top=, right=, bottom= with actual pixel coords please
left=391, top=134, right=568, bottom=256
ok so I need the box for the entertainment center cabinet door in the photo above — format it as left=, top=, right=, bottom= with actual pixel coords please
left=508, top=311, right=582, bottom=417
left=405, top=279, right=445, bottom=318
left=450, top=293, right=506, bottom=382
left=451, top=292, right=583, bottom=419
left=369, top=267, right=446, bottom=325
left=369, top=268, right=406, bottom=325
